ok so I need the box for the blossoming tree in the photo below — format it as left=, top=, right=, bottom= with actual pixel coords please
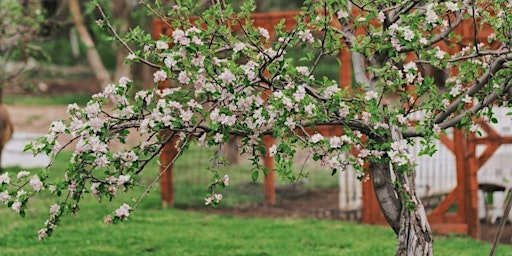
left=1, top=0, right=512, bottom=255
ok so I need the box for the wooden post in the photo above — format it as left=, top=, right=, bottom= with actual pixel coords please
left=262, top=135, right=276, bottom=204
left=453, top=129, right=468, bottom=222
left=466, top=132, right=480, bottom=239
left=159, top=133, right=179, bottom=207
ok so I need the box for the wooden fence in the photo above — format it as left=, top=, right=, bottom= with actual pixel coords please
left=153, top=7, right=507, bottom=239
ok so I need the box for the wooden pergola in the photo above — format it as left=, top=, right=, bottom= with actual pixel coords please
left=152, top=9, right=502, bottom=239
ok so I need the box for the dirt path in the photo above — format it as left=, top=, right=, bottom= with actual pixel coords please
left=6, top=105, right=69, bottom=134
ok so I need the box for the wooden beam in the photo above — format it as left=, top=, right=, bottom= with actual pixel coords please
left=159, top=134, right=179, bottom=207
left=439, top=133, right=454, bottom=153
left=262, top=135, right=276, bottom=204
left=465, top=133, right=480, bottom=239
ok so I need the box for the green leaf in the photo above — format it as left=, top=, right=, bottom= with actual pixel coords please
left=251, top=170, right=259, bottom=182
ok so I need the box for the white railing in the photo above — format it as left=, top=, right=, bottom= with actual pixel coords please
left=337, top=107, right=512, bottom=223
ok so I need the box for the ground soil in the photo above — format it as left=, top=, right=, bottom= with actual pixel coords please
left=4, top=82, right=511, bottom=246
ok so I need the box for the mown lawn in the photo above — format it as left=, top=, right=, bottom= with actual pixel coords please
left=1, top=150, right=511, bottom=255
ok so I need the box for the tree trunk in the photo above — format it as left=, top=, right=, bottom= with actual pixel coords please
left=370, top=161, right=433, bottom=256
left=370, top=123, right=433, bottom=256
left=69, top=0, right=111, bottom=89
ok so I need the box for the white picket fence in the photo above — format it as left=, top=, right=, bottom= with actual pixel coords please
left=338, top=107, right=512, bottom=222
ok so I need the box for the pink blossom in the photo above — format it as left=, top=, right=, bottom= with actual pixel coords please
left=310, top=133, right=324, bottom=143
left=293, top=86, right=306, bottom=102
left=213, top=133, right=224, bottom=143
left=29, top=175, right=44, bottom=192
left=107, top=186, right=117, bottom=197
left=38, top=228, right=48, bottom=240
left=192, top=55, right=205, bottom=67
left=0, top=191, right=10, bottom=203
left=425, top=6, right=438, bottom=24
left=445, top=2, right=459, bottom=12
left=233, top=42, right=246, bottom=52
left=337, top=10, right=349, bottom=19
left=219, top=69, right=236, bottom=84
left=304, top=103, right=315, bottom=116
left=329, top=136, right=343, bottom=149
left=296, top=66, right=309, bottom=76
left=68, top=180, right=77, bottom=194
left=49, top=204, right=60, bottom=217
left=361, top=111, right=372, bottom=123
left=365, top=91, right=378, bottom=101
left=258, top=27, right=270, bottom=40
left=164, top=56, right=176, bottom=68
left=50, top=121, right=66, bottom=133
left=178, top=71, right=190, bottom=84
left=153, top=70, right=167, bottom=83
left=285, top=117, right=296, bottom=130
left=0, top=173, right=10, bottom=185
left=118, top=76, right=131, bottom=86
left=282, top=97, right=294, bottom=111
left=117, top=175, right=131, bottom=186
left=222, top=175, right=229, bottom=186
left=11, top=201, right=21, bottom=213
left=126, top=53, right=136, bottom=60
left=192, top=36, right=203, bottom=46
left=156, top=40, right=169, bottom=50
left=84, top=102, right=101, bottom=117
left=268, top=144, right=277, bottom=157
left=323, top=85, right=340, bottom=98
left=298, top=29, right=314, bottom=43
left=401, top=26, right=414, bottom=41
left=435, top=47, right=446, bottom=59
left=180, top=109, right=194, bottom=123
left=172, top=29, right=190, bottom=45
left=433, top=124, right=441, bottom=134
left=90, top=182, right=100, bottom=200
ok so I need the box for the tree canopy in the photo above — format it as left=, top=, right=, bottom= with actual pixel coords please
left=1, top=0, right=511, bottom=255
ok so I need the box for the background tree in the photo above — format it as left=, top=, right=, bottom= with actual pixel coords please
left=1, top=0, right=512, bottom=255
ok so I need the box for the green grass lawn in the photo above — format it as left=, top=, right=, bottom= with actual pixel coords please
left=1, top=149, right=512, bottom=255
left=4, top=94, right=92, bottom=106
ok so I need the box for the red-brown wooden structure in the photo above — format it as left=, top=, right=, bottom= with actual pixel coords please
left=152, top=9, right=502, bottom=239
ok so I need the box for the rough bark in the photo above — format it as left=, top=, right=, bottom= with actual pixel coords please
left=69, top=0, right=111, bottom=89
left=395, top=171, right=433, bottom=256
left=371, top=124, right=433, bottom=255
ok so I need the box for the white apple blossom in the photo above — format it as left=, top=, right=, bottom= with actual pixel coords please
left=153, top=70, right=167, bottom=83
left=11, top=201, right=21, bottom=213
left=115, top=203, right=131, bottom=219
left=0, top=191, right=10, bottom=203
left=178, top=71, right=190, bottom=84
left=336, top=10, right=349, bottom=19
left=155, top=40, right=169, bottom=50
left=0, top=173, right=10, bottom=185
left=310, top=133, right=324, bottom=143
left=233, top=42, right=246, bottom=52
left=258, top=27, right=270, bottom=39
left=219, top=69, right=236, bottom=84
left=329, top=136, right=343, bottom=149
left=269, top=144, right=277, bottom=157
left=298, top=29, right=314, bottom=43
left=49, top=204, right=60, bottom=217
